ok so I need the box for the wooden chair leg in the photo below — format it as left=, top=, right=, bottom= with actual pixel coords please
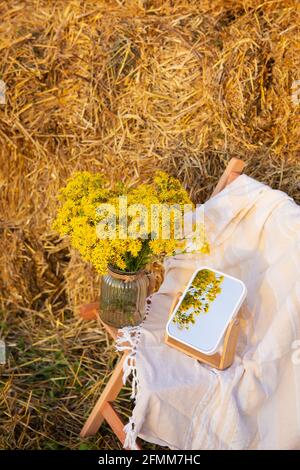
left=211, top=157, right=245, bottom=197
left=80, top=354, right=127, bottom=438
left=79, top=303, right=140, bottom=448
left=102, top=402, right=142, bottom=450
left=101, top=402, right=128, bottom=446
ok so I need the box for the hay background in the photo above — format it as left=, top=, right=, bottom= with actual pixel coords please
left=0, top=0, right=299, bottom=449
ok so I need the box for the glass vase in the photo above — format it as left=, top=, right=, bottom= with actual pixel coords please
left=99, top=266, right=154, bottom=328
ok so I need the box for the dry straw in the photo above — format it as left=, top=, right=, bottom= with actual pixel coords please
left=0, top=0, right=299, bottom=449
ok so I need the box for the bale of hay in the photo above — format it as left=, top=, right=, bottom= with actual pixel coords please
left=0, top=0, right=299, bottom=450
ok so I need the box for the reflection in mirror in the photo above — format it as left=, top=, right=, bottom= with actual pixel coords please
left=172, top=269, right=224, bottom=330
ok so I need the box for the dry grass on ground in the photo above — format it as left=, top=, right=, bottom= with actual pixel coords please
left=0, top=0, right=299, bottom=449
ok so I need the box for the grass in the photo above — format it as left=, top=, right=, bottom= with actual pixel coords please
left=0, top=307, right=160, bottom=449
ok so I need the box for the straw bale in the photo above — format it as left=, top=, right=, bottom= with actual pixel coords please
left=0, top=0, right=299, bottom=449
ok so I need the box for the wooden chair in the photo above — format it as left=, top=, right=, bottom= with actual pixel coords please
left=79, top=157, right=246, bottom=449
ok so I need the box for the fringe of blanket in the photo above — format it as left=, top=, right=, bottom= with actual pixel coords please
left=115, top=295, right=153, bottom=449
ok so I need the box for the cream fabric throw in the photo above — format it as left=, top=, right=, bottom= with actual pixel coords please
left=116, top=175, right=300, bottom=450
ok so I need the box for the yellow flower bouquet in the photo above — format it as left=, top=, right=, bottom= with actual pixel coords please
left=53, top=171, right=209, bottom=327
left=53, top=171, right=207, bottom=273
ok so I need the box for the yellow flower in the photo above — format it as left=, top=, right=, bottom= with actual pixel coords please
left=52, top=171, right=209, bottom=274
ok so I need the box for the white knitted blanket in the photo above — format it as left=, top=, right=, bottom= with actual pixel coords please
left=117, top=175, right=300, bottom=450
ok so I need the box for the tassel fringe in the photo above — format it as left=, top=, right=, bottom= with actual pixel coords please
left=115, top=295, right=153, bottom=449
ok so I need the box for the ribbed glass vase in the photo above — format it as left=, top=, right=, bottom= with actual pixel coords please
left=99, top=266, right=152, bottom=328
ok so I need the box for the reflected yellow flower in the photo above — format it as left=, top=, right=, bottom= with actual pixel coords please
left=173, top=270, right=224, bottom=329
